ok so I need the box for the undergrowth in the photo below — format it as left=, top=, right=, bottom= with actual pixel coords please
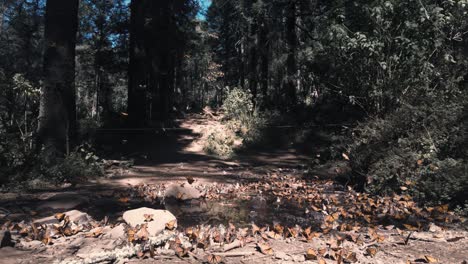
left=204, top=88, right=268, bottom=158
left=348, top=95, right=468, bottom=212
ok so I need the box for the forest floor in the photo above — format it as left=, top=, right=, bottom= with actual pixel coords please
left=0, top=113, right=467, bottom=264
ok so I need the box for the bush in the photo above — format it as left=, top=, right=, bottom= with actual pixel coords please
left=203, top=88, right=269, bottom=158
left=39, top=150, right=103, bottom=185
left=204, top=128, right=237, bottom=158
left=348, top=95, right=467, bottom=209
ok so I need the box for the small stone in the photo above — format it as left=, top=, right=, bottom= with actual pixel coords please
left=123, top=207, right=176, bottom=236
left=104, top=224, right=126, bottom=239
left=275, top=251, right=291, bottom=260
left=20, top=240, right=43, bottom=250
left=165, top=183, right=201, bottom=200
left=0, top=230, right=13, bottom=248
left=292, top=254, right=306, bottom=262
left=428, top=223, right=442, bottom=233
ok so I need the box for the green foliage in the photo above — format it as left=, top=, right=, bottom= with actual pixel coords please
left=314, top=0, right=468, bottom=114
left=36, top=145, right=104, bottom=185
left=222, top=87, right=254, bottom=121
left=204, top=128, right=237, bottom=158
left=349, top=95, right=467, bottom=208
left=204, top=88, right=268, bottom=158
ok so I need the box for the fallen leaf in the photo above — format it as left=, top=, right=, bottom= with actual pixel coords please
left=136, top=225, right=149, bottom=241
left=144, top=214, right=154, bottom=222
left=165, top=220, right=177, bottom=230
left=251, top=223, right=260, bottom=235
left=206, top=254, right=223, bottom=264
left=257, top=243, right=273, bottom=255
left=424, top=255, right=438, bottom=263
left=118, top=197, right=129, bottom=203
left=305, top=248, right=318, bottom=260
left=344, top=251, right=358, bottom=263
left=366, top=247, right=378, bottom=257
left=186, top=176, right=195, bottom=184
left=54, top=213, right=66, bottom=221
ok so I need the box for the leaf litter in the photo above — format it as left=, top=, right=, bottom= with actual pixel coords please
left=1, top=171, right=467, bottom=263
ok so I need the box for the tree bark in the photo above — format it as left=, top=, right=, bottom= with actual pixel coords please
left=259, top=16, right=269, bottom=104
left=248, top=13, right=258, bottom=101
left=127, top=0, right=148, bottom=127
left=284, top=1, right=297, bottom=107
left=38, top=0, right=79, bottom=157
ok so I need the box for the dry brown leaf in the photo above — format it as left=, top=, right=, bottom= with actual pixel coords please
left=267, top=231, right=282, bottom=239
left=54, top=213, right=65, bottom=221
left=366, top=247, right=378, bottom=257
left=424, top=255, right=438, bottom=263
left=165, top=220, right=177, bottom=230
left=257, top=243, right=273, bottom=255
left=344, top=252, right=358, bottom=263
left=144, top=214, right=154, bottom=222
left=305, top=248, right=318, bottom=260
left=118, top=197, right=129, bottom=203
left=174, top=246, right=188, bottom=258
left=318, top=258, right=327, bottom=264
left=186, top=176, right=195, bottom=184
left=252, top=223, right=260, bottom=235
left=206, top=254, right=223, bottom=264
left=85, top=228, right=103, bottom=238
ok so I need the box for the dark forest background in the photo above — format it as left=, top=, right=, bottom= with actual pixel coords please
left=0, top=0, right=467, bottom=212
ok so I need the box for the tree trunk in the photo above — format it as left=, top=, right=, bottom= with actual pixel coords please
left=127, top=0, right=148, bottom=127
left=259, top=16, right=269, bottom=104
left=284, top=1, right=297, bottom=107
left=38, top=0, right=79, bottom=158
left=248, top=14, right=258, bottom=102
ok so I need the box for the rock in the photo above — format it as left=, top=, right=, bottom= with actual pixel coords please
left=292, top=254, right=306, bottom=262
left=103, top=224, right=126, bottom=239
left=165, top=183, right=201, bottom=200
left=75, top=239, right=118, bottom=258
left=38, top=193, right=88, bottom=210
left=275, top=251, right=291, bottom=261
left=122, top=207, right=176, bottom=236
left=34, top=210, right=93, bottom=226
left=0, top=230, right=13, bottom=247
left=429, top=223, right=443, bottom=233
left=19, top=240, right=43, bottom=250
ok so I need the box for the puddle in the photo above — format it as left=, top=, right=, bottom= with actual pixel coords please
left=0, top=187, right=326, bottom=228
left=81, top=192, right=322, bottom=228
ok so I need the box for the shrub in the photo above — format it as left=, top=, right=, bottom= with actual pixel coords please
left=348, top=95, right=467, bottom=209
left=222, top=87, right=254, bottom=122
left=203, top=88, right=269, bottom=158
left=31, top=145, right=104, bottom=186
left=204, top=128, right=237, bottom=158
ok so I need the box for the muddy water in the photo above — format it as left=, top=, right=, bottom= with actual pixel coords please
left=85, top=193, right=320, bottom=228
left=0, top=190, right=320, bottom=228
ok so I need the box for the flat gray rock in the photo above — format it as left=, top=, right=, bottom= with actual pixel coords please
left=122, top=207, right=176, bottom=236
left=103, top=224, right=125, bottom=239
left=165, top=183, right=201, bottom=200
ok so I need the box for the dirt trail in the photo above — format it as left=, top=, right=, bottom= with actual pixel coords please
left=99, top=113, right=312, bottom=187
